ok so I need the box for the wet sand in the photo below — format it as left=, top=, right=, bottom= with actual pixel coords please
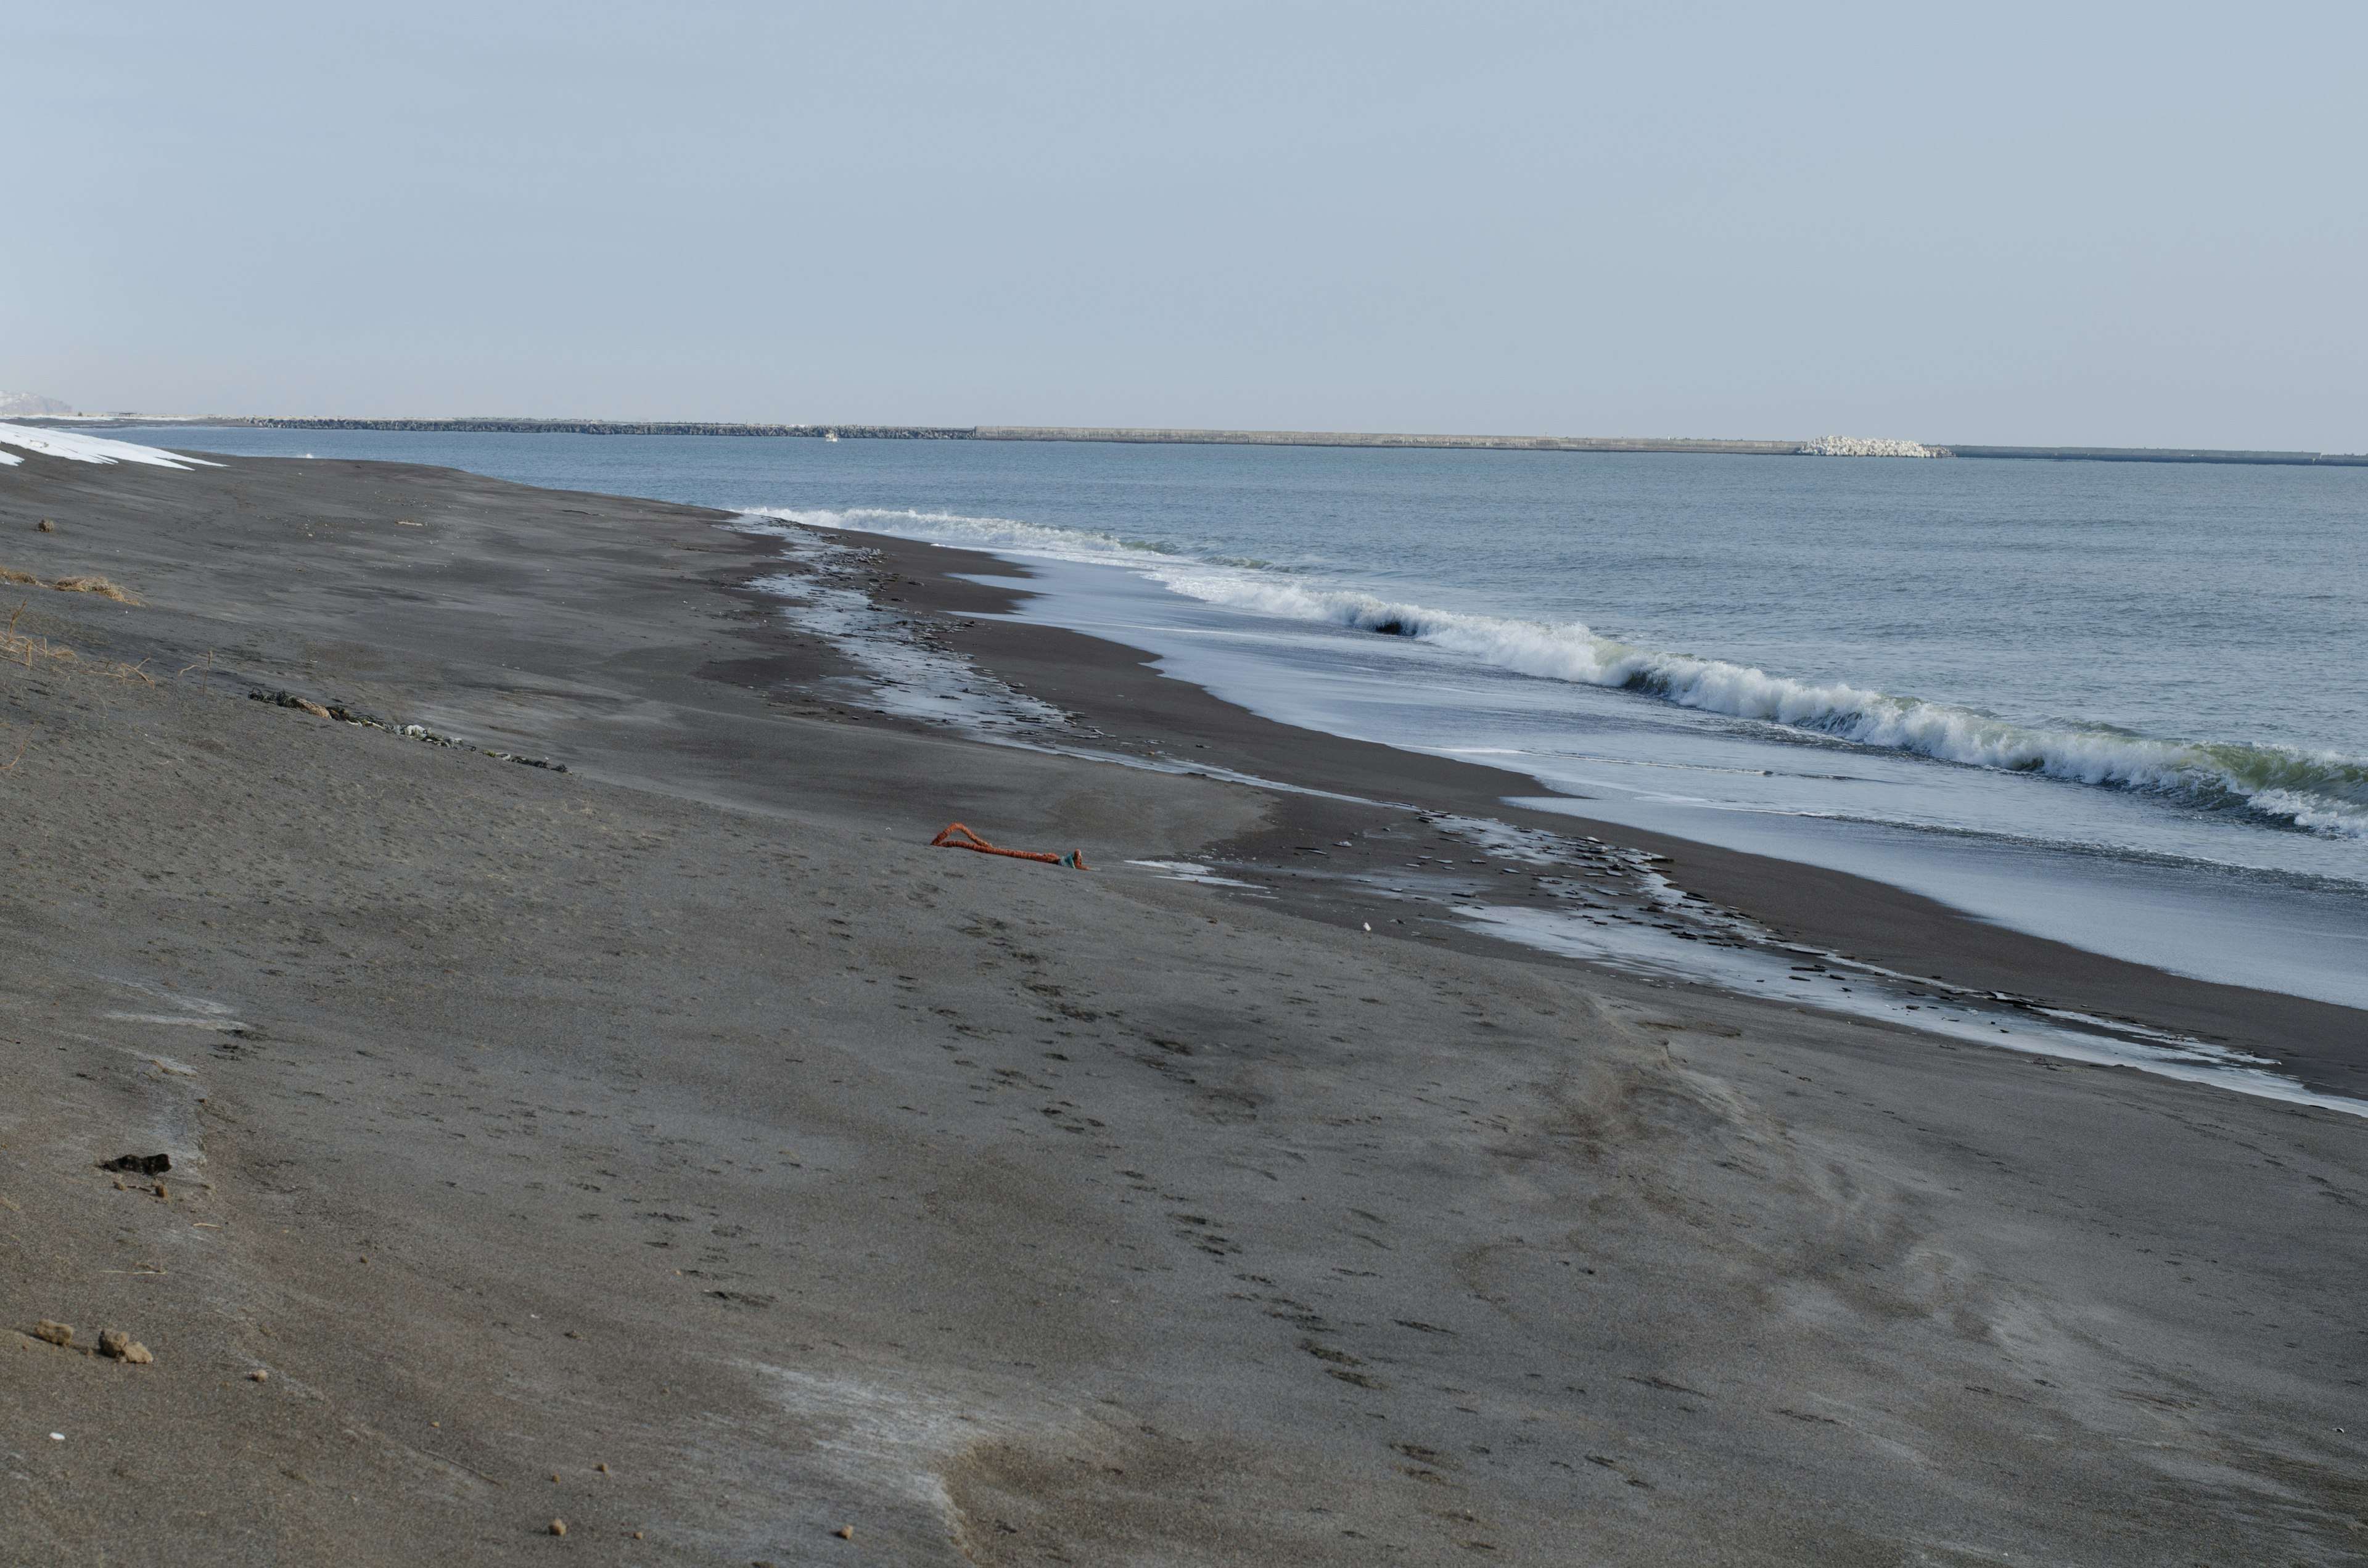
left=2, top=450, right=2364, bottom=1565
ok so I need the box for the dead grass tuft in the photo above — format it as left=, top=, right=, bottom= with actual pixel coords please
left=4, top=600, right=78, bottom=670
left=0, top=567, right=36, bottom=585
left=50, top=575, right=141, bottom=605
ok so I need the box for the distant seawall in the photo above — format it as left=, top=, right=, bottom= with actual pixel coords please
left=972, top=426, right=1807, bottom=455
left=182, top=417, right=1796, bottom=454
left=1943, top=445, right=2367, bottom=467
left=187, top=417, right=972, bottom=440
left=41, top=416, right=2368, bottom=466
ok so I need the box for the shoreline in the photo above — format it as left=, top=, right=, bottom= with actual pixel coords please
left=799, top=520, right=2368, bottom=1104
left=4, top=445, right=2364, bottom=1562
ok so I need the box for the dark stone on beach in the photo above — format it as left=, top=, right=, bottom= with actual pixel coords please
left=98, top=1153, right=171, bottom=1175
left=483, top=750, right=567, bottom=771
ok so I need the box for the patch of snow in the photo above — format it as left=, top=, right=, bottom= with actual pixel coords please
left=0, top=423, right=220, bottom=470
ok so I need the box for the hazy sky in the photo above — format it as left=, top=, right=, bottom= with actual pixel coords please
left=7, top=2, right=2364, bottom=446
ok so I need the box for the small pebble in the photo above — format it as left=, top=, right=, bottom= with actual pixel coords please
left=249, top=1369, right=269, bottom=1382
left=38, top=519, right=55, bottom=532
left=35, top=1320, right=75, bottom=1347
left=549, top=1519, right=567, bottom=1537
left=833, top=1525, right=854, bottom=1540
left=596, top=1463, right=609, bottom=1474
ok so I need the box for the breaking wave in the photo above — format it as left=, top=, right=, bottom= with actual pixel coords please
left=758, top=506, right=2368, bottom=840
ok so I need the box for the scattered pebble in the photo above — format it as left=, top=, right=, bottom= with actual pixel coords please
left=35, top=1320, right=75, bottom=1347
left=596, top=1463, right=609, bottom=1474
left=833, top=1525, right=855, bottom=1540
left=38, top=519, right=54, bottom=532
left=249, top=1369, right=269, bottom=1382
left=99, top=1153, right=171, bottom=1176
left=549, top=1519, right=567, bottom=1537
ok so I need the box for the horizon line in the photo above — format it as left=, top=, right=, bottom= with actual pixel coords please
left=9, top=414, right=2365, bottom=466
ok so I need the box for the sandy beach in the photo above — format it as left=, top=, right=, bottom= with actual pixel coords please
left=4, top=449, right=2365, bottom=1566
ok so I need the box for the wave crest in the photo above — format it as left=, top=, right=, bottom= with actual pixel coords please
left=753, top=505, right=2368, bottom=840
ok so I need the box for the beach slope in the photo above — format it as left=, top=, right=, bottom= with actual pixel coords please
left=2, top=451, right=2363, bottom=1565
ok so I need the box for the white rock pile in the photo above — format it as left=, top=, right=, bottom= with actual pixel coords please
left=1798, top=436, right=1947, bottom=458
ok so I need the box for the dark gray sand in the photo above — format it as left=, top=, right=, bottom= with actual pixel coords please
left=2, top=452, right=2364, bottom=1566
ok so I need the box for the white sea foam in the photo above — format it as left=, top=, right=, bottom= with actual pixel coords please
left=1457, top=902, right=2368, bottom=1117
left=0, top=424, right=220, bottom=470
left=731, top=515, right=1071, bottom=735
left=767, top=506, right=2368, bottom=841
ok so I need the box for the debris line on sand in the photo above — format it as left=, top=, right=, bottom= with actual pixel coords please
left=248, top=689, right=569, bottom=772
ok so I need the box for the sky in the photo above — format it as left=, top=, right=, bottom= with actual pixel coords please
left=5, top=2, right=2364, bottom=448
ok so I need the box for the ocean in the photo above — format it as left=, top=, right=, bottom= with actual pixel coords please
left=125, top=426, right=2368, bottom=1012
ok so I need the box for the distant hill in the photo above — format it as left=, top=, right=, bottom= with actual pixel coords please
left=0, top=392, right=72, bottom=417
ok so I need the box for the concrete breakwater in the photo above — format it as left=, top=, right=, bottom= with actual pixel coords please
left=187, top=416, right=1799, bottom=454
left=192, top=416, right=971, bottom=440
left=28, top=416, right=2368, bottom=465
left=1947, top=444, right=2368, bottom=466
left=971, top=425, right=1807, bottom=455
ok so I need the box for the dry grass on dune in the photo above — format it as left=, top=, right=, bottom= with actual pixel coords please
left=0, top=565, right=144, bottom=604
left=49, top=574, right=141, bottom=604
left=4, top=602, right=76, bottom=671
left=2, top=603, right=155, bottom=686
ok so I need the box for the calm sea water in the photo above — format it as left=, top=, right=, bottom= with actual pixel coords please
left=128, top=427, right=2368, bottom=1007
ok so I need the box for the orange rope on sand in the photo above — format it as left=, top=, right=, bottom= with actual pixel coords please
left=930, top=823, right=1089, bottom=870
